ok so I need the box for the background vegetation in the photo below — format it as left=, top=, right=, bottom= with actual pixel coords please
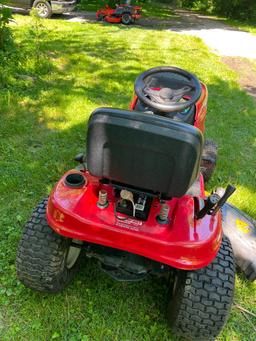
left=180, top=0, right=256, bottom=20
left=0, top=2, right=255, bottom=341
left=78, top=0, right=256, bottom=26
left=0, top=1, right=13, bottom=49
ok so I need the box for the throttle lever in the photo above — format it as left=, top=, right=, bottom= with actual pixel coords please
left=74, top=153, right=87, bottom=171
left=196, top=184, right=236, bottom=219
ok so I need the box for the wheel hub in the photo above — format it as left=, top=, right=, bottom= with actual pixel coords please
left=36, top=3, right=48, bottom=16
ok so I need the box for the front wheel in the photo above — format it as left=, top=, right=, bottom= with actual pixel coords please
left=33, top=0, right=52, bottom=19
left=121, top=13, right=132, bottom=25
left=16, top=198, right=82, bottom=292
left=166, top=237, right=235, bottom=341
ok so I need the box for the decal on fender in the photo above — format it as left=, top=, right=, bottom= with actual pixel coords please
left=236, top=219, right=250, bottom=234
left=53, top=210, right=65, bottom=223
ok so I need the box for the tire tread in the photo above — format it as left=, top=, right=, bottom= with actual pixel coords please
left=16, top=198, right=79, bottom=292
left=168, top=237, right=235, bottom=341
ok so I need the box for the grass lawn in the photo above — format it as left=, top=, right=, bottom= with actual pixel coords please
left=0, top=12, right=256, bottom=341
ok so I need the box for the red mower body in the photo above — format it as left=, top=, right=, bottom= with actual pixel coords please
left=96, top=3, right=142, bottom=24
left=47, top=171, right=222, bottom=270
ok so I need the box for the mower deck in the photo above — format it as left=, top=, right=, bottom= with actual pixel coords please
left=47, top=170, right=222, bottom=271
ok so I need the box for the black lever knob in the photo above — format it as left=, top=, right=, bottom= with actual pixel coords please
left=196, top=193, right=220, bottom=219
left=196, top=185, right=236, bottom=220
left=74, top=153, right=85, bottom=164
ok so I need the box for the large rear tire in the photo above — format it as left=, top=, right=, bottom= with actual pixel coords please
left=16, top=198, right=82, bottom=292
left=167, top=237, right=235, bottom=341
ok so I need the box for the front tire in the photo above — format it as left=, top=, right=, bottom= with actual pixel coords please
left=33, top=0, right=52, bottom=19
left=16, top=198, right=82, bottom=292
left=167, top=237, right=235, bottom=341
left=121, top=13, right=132, bottom=25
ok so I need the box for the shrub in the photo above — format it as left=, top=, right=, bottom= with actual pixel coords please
left=180, top=0, right=256, bottom=20
left=0, top=8, right=52, bottom=91
left=0, top=2, right=13, bottom=50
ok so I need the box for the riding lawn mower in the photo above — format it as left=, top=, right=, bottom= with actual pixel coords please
left=16, top=66, right=256, bottom=340
left=96, top=1, right=142, bottom=25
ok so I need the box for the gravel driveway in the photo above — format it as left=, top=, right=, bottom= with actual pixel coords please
left=172, top=10, right=256, bottom=59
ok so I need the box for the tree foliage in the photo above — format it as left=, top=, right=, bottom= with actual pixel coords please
left=180, top=0, right=256, bottom=20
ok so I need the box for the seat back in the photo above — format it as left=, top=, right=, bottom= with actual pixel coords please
left=87, top=108, right=203, bottom=197
left=115, top=6, right=124, bottom=15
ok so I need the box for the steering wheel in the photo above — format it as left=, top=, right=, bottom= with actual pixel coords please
left=134, top=66, right=202, bottom=113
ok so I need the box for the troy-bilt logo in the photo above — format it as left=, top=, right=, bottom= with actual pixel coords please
left=115, top=218, right=143, bottom=231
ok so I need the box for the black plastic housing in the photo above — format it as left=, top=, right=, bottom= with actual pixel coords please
left=87, top=108, right=203, bottom=198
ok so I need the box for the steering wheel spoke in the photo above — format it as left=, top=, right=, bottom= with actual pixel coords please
left=172, top=85, right=193, bottom=97
left=143, top=87, right=162, bottom=103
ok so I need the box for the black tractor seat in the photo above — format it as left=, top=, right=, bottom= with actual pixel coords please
left=87, top=108, right=203, bottom=198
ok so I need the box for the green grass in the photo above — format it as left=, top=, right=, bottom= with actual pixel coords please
left=137, top=1, right=176, bottom=19
left=78, top=0, right=176, bottom=19
left=77, top=0, right=103, bottom=12
left=225, top=18, right=256, bottom=35
left=0, top=14, right=256, bottom=341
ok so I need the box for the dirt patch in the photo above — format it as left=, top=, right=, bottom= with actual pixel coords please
left=222, top=57, right=256, bottom=100
left=171, top=9, right=231, bottom=30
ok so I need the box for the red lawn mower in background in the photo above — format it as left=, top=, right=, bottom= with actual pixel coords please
left=96, top=0, right=142, bottom=25
left=17, top=67, right=237, bottom=341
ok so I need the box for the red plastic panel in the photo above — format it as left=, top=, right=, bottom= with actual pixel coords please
left=194, top=83, right=208, bottom=133
left=46, top=170, right=222, bottom=270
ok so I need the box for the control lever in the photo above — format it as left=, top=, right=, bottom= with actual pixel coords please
left=196, top=193, right=220, bottom=219
left=196, top=185, right=236, bottom=219
left=212, top=185, right=236, bottom=214
left=74, top=153, right=87, bottom=170
left=74, top=153, right=85, bottom=163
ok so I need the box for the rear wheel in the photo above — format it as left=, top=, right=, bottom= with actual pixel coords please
left=166, top=237, right=235, bottom=341
left=33, top=0, right=52, bottom=19
left=121, top=13, right=132, bottom=25
left=16, top=198, right=82, bottom=292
